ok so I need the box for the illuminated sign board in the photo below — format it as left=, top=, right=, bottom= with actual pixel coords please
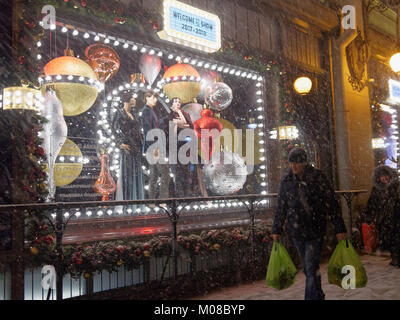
left=389, top=79, right=400, bottom=103
left=158, top=0, right=221, bottom=53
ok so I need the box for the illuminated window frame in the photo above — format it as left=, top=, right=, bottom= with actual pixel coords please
left=40, top=21, right=268, bottom=216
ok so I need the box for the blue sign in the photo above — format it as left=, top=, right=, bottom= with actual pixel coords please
left=389, top=79, right=400, bottom=102
left=169, top=6, right=217, bottom=43
left=158, top=0, right=221, bottom=53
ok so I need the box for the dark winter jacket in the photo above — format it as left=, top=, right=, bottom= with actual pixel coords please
left=112, top=108, right=143, bottom=155
left=140, top=105, right=159, bottom=153
left=365, top=165, right=400, bottom=251
left=169, top=109, right=194, bottom=150
left=272, top=165, right=347, bottom=239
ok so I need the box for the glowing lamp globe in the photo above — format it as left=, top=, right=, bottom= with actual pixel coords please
left=162, top=63, right=201, bottom=104
left=43, top=56, right=99, bottom=116
left=294, top=76, right=312, bottom=95
left=390, top=53, right=400, bottom=73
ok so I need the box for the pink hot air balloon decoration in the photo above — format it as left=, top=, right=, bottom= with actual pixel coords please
left=139, top=53, right=161, bottom=86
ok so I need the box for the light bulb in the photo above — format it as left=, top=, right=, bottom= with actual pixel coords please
left=390, top=53, right=400, bottom=73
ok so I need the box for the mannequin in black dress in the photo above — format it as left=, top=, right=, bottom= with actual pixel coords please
left=113, top=91, right=144, bottom=203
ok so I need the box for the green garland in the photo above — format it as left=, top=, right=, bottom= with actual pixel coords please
left=1, top=110, right=49, bottom=203
left=26, top=222, right=272, bottom=279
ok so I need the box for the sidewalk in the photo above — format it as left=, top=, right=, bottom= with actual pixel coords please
left=190, top=254, right=400, bottom=300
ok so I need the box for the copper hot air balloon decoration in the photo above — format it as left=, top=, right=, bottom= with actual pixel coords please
left=85, top=44, right=120, bottom=83
left=94, top=153, right=117, bottom=201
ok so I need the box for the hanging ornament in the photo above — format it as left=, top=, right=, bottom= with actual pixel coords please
left=199, top=69, right=221, bottom=98
left=85, top=44, right=120, bottom=83
left=205, top=82, right=233, bottom=112
left=54, top=139, right=83, bottom=187
left=194, top=109, right=223, bottom=161
left=202, top=151, right=248, bottom=195
left=139, top=53, right=161, bottom=87
left=182, top=102, right=203, bottom=123
left=41, top=48, right=101, bottom=116
left=161, top=63, right=201, bottom=104
left=94, top=153, right=116, bottom=201
left=41, top=89, right=68, bottom=201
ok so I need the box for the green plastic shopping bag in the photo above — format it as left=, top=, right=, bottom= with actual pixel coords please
left=327, top=239, right=368, bottom=288
left=266, top=241, right=298, bottom=290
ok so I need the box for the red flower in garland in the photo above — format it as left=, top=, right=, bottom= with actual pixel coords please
left=18, top=56, right=26, bottom=65
left=35, top=146, right=45, bottom=157
left=40, top=235, right=54, bottom=245
left=81, top=0, right=87, bottom=7
left=72, top=252, right=83, bottom=265
left=115, top=17, right=126, bottom=24
left=116, top=245, right=125, bottom=253
left=116, top=7, right=123, bottom=16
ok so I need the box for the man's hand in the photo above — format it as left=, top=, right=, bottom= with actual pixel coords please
left=272, top=234, right=280, bottom=242
left=336, top=233, right=347, bottom=242
left=120, top=144, right=131, bottom=151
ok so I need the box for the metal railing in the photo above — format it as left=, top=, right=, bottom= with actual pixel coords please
left=0, top=190, right=367, bottom=300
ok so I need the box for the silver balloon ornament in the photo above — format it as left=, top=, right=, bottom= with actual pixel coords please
left=42, top=89, right=68, bottom=201
left=204, top=82, right=233, bottom=111
left=198, top=69, right=220, bottom=97
left=182, top=103, right=203, bottom=123
left=202, top=151, right=248, bottom=195
left=139, top=53, right=161, bottom=86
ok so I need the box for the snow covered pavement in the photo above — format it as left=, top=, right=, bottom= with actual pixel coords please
left=191, top=254, right=400, bottom=300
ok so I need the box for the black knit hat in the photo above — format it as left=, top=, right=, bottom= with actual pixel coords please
left=288, top=147, right=307, bottom=163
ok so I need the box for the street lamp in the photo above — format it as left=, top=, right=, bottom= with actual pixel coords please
left=294, top=76, right=312, bottom=95
left=390, top=53, right=400, bottom=73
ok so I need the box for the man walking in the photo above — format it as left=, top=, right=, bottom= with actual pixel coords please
left=272, top=147, right=347, bottom=300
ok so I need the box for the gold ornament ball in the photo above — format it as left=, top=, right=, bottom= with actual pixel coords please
left=54, top=138, right=83, bottom=187
left=43, top=56, right=99, bottom=116
left=162, top=63, right=201, bottom=104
